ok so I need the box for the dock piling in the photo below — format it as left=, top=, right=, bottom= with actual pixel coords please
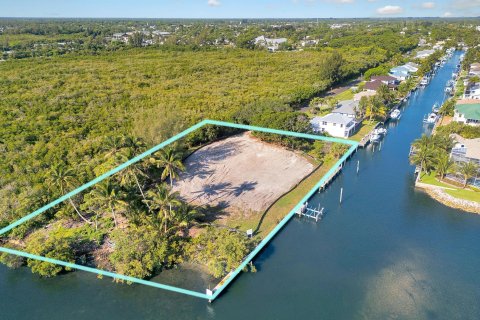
left=339, top=187, right=343, bottom=204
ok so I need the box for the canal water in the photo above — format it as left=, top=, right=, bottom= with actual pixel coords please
left=1, top=51, right=479, bottom=319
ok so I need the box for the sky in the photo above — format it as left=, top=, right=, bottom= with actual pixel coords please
left=1, top=0, right=480, bottom=19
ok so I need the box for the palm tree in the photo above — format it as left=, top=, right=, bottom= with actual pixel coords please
left=435, top=152, right=453, bottom=180
left=103, top=136, right=124, bottom=158
left=456, top=161, right=479, bottom=188
left=89, top=181, right=127, bottom=227
left=150, top=148, right=186, bottom=188
left=168, top=203, right=202, bottom=234
left=412, top=134, right=432, bottom=150
left=45, top=163, right=92, bottom=224
left=410, top=145, right=437, bottom=182
left=144, top=184, right=180, bottom=233
left=115, top=148, right=150, bottom=209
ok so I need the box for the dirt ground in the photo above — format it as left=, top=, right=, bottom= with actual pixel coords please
left=172, top=132, right=315, bottom=220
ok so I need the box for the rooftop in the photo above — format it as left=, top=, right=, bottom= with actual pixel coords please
left=451, top=134, right=480, bottom=160
left=312, top=113, right=354, bottom=126
left=332, top=100, right=358, bottom=116
left=371, top=75, right=396, bottom=82
left=455, top=103, right=480, bottom=120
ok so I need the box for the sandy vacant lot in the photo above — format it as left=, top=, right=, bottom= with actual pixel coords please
left=173, top=132, right=315, bottom=218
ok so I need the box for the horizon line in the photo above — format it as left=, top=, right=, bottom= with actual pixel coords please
left=0, top=16, right=477, bottom=20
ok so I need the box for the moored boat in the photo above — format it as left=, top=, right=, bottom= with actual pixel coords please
left=390, top=109, right=401, bottom=120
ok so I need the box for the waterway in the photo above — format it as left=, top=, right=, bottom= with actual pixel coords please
left=1, top=51, right=480, bottom=319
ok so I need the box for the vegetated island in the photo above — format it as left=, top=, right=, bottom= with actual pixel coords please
left=0, top=125, right=348, bottom=284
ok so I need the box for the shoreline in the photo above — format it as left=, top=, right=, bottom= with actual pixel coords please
left=416, top=182, right=480, bottom=214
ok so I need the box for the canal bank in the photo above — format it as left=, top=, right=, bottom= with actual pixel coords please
left=1, top=51, right=480, bottom=319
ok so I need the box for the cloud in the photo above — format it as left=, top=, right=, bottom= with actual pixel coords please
left=443, top=11, right=453, bottom=16
left=450, top=0, right=480, bottom=10
left=207, top=0, right=221, bottom=7
left=421, top=2, right=435, bottom=9
left=376, top=5, right=404, bottom=15
left=292, top=0, right=355, bottom=3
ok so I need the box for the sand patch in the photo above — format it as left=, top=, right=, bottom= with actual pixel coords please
left=173, top=132, right=314, bottom=218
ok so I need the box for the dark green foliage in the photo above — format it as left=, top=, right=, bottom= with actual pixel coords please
left=109, top=226, right=178, bottom=280
left=188, top=227, right=253, bottom=278
left=437, top=122, right=480, bottom=139
left=25, top=224, right=96, bottom=277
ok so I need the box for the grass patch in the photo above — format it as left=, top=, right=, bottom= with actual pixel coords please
left=349, top=120, right=376, bottom=142
left=419, top=171, right=454, bottom=188
left=445, top=189, right=480, bottom=203
left=225, top=157, right=337, bottom=238
left=419, top=171, right=480, bottom=203
left=333, top=88, right=354, bottom=101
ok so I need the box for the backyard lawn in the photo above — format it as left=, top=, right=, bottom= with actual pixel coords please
left=419, top=171, right=480, bottom=203
left=349, top=120, right=377, bottom=142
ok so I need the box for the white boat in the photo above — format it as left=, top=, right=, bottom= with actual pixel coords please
left=423, top=113, right=438, bottom=124
left=420, top=77, right=429, bottom=87
left=370, top=132, right=382, bottom=142
left=445, top=87, right=453, bottom=95
left=432, top=103, right=440, bottom=113
left=390, top=109, right=401, bottom=120
left=374, top=127, right=387, bottom=135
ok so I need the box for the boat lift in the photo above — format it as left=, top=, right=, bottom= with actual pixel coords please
left=297, top=202, right=325, bottom=222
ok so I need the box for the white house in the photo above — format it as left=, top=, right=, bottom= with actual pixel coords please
left=254, top=36, right=287, bottom=51
left=311, top=113, right=357, bottom=138
left=453, top=103, right=480, bottom=126
left=415, top=49, right=435, bottom=59
left=464, top=83, right=480, bottom=100
left=332, top=100, right=359, bottom=119
left=450, top=134, right=480, bottom=166
left=469, top=63, right=480, bottom=77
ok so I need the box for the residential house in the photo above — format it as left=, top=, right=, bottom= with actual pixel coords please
left=112, top=33, right=129, bottom=43
left=364, top=80, right=384, bottom=92
left=453, top=103, right=480, bottom=126
left=469, top=63, right=480, bottom=77
left=389, top=67, right=410, bottom=81
left=450, top=134, right=480, bottom=166
left=354, top=90, right=376, bottom=101
left=389, top=62, right=418, bottom=81
left=254, top=36, right=287, bottom=51
left=331, top=100, right=359, bottom=119
left=415, top=49, right=435, bottom=59
left=310, top=113, right=357, bottom=138
left=301, top=39, right=319, bottom=47
left=371, top=75, right=399, bottom=89
left=464, top=83, right=480, bottom=100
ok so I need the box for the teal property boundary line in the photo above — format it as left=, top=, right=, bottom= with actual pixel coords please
left=0, top=119, right=358, bottom=301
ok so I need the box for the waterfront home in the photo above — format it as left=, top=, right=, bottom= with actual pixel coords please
left=404, top=62, right=420, bottom=73
left=415, top=49, right=435, bottom=59
left=453, top=103, right=480, bottom=126
left=450, top=134, right=480, bottom=166
left=354, top=90, right=376, bottom=101
left=364, top=78, right=397, bottom=92
left=371, top=75, right=399, bottom=88
left=311, top=113, right=357, bottom=138
left=332, top=100, right=360, bottom=119
left=389, top=67, right=410, bottom=81
left=469, top=63, right=480, bottom=77
left=254, top=36, right=287, bottom=51
left=464, top=83, right=480, bottom=100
